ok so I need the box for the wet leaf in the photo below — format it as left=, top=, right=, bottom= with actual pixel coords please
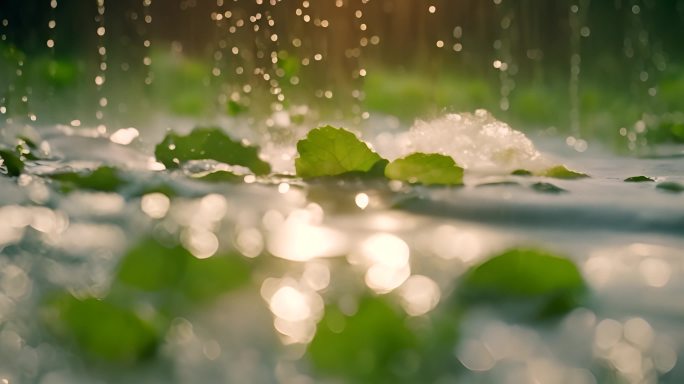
left=531, top=182, right=567, bottom=194
left=192, top=170, right=242, bottom=183
left=541, top=165, right=589, bottom=179
left=460, top=248, right=586, bottom=319
left=295, top=126, right=384, bottom=178
left=656, top=181, right=684, bottom=193
left=385, top=153, right=464, bottom=186
left=155, top=127, right=271, bottom=175
left=0, top=149, right=24, bottom=177
left=49, top=166, right=126, bottom=192
left=476, top=181, right=520, bottom=188
left=308, top=297, right=418, bottom=382
left=43, top=294, right=159, bottom=363
left=624, top=176, right=655, bottom=182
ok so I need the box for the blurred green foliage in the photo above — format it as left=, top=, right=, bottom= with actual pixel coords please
left=656, top=181, right=684, bottom=193
left=624, top=176, right=655, bottom=183
left=363, top=69, right=496, bottom=120
left=0, top=148, right=24, bottom=177
left=149, top=52, right=215, bottom=116
left=117, top=237, right=252, bottom=302
left=308, top=296, right=420, bottom=383
left=49, top=166, right=127, bottom=192
left=43, top=237, right=252, bottom=363
left=460, top=248, right=586, bottom=320
left=531, top=182, right=567, bottom=194
left=43, top=294, right=160, bottom=364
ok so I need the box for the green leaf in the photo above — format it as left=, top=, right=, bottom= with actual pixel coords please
left=385, top=153, right=464, bottom=186
left=117, top=239, right=190, bottom=292
left=476, top=181, right=520, bottom=188
left=295, top=126, right=383, bottom=178
left=117, top=238, right=251, bottom=301
left=624, top=176, right=655, bottom=182
left=49, top=166, right=126, bottom=192
left=531, top=182, right=567, bottom=194
left=656, top=181, right=684, bottom=193
left=511, top=169, right=533, bottom=176
left=460, top=248, right=585, bottom=319
left=179, top=253, right=251, bottom=301
left=154, top=127, right=271, bottom=175
left=43, top=294, right=159, bottom=363
left=541, top=165, right=589, bottom=179
left=308, top=297, right=418, bottom=382
left=192, top=170, right=242, bottom=183
left=0, top=149, right=24, bottom=177
left=226, top=100, right=247, bottom=116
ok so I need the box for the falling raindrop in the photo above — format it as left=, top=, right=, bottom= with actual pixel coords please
left=95, top=0, right=107, bottom=132
left=142, top=0, right=153, bottom=85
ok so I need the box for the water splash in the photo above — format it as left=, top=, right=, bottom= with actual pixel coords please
left=374, top=110, right=549, bottom=173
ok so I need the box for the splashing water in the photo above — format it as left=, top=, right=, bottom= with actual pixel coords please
left=374, top=110, right=549, bottom=173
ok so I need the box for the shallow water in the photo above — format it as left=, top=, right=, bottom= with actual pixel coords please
left=1, top=115, right=683, bottom=384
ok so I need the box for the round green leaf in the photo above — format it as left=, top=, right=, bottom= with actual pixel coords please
left=385, top=153, right=464, bottom=186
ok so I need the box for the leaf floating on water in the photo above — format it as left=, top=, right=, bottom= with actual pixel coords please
left=0, top=149, right=24, bottom=177
left=511, top=169, right=533, bottom=176
left=191, top=170, right=242, bottom=183
left=42, top=293, right=160, bottom=364
left=385, top=153, right=464, bottom=186
left=295, top=126, right=384, bottom=178
left=459, top=248, right=586, bottom=320
left=656, top=181, right=684, bottom=193
left=531, top=182, right=567, bottom=194
left=155, top=127, right=271, bottom=175
left=624, top=175, right=655, bottom=182
left=49, top=166, right=126, bottom=192
left=541, top=165, right=589, bottom=179
left=476, top=181, right=520, bottom=188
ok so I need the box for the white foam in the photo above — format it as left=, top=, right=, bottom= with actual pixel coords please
left=374, top=110, right=550, bottom=173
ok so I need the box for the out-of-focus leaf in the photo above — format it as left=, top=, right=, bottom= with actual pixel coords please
left=385, top=153, right=464, bottom=186
left=155, top=127, right=270, bottom=175
left=511, top=169, right=533, bottom=176
left=541, top=165, right=589, bottom=179
left=49, top=166, right=126, bottom=192
left=531, top=182, right=567, bottom=194
left=0, top=149, right=24, bottom=177
left=476, top=181, right=520, bottom=188
left=44, top=59, right=79, bottom=88
left=226, top=100, right=247, bottom=116
left=308, top=296, right=418, bottom=382
left=117, top=238, right=251, bottom=301
left=624, top=176, right=655, bottom=182
left=43, top=294, right=159, bottom=363
left=295, top=126, right=384, bottom=178
left=179, top=253, right=251, bottom=301
left=117, top=238, right=189, bottom=292
left=460, top=248, right=586, bottom=319
left=656, top=181, right=684, bottom=193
